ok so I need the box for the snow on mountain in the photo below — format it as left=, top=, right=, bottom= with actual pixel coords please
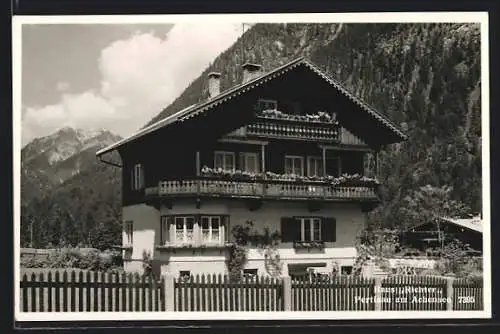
left=21, top=127, right=122, bottom=201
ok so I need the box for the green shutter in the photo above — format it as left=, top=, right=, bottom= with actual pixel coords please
left=281, top=217, right=301, bottom=242
left=322, top=217, right=336, bottom=242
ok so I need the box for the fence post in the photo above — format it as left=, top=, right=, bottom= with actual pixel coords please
left=282, top=276, right=292, bottom=311
left=374, top=277, right=382, bottom=311
left=446, top=277, right=454, bottom=311
left=163, top=274, right=175, bottom=311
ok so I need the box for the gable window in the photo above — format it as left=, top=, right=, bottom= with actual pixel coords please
left=284, top=155, right=304, bottom=176
left=239, top=152, right=260, bottom=173
left=281, top=217, right=337, bottom=243
left=258, top=99, right=278, bottom=111
left=174, top=216, right=195, bottom=243
left=307, top=156, right=323, bottom=177
left=214, top=151, right=235, bottom=171
left=201, top=216, right=221, bottom=244
left=131, top=163, right=144, bottom=190
left=124, top=221, right=133, bottom=246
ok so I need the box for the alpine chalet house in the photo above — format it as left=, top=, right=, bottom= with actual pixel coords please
left=96, top=57, right=407, bottom=278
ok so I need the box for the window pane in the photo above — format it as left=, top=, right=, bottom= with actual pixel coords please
left=186, top=217, right=194, bottom=229
left=313, top=219, right=321, bottom=241
left=201, top=217, right=209, bottom=230
left=285, top=158, right=292, bottom=174
left=215, top=154, right=224, bottom=169
left=211, top=217, right=220, bottom=230
left=225, top=154, right=234, bottom=170
left=294, top=158, right=303, bottom=176
left=175, top=217, right=184, bottom=230
left=247, top=155, right=256, bottom=172
left=303, top=219, right=311, bottom=241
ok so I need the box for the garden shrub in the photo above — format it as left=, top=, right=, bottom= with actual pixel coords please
left=20, top=246, right=122, bottom=272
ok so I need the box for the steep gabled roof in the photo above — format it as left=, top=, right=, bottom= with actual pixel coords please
left=97, top=57, right=407, bottom=157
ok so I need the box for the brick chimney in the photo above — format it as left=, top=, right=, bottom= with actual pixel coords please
left=207, top=72, right=221, bottom=98
left=242, top=63, right=262, bottom=83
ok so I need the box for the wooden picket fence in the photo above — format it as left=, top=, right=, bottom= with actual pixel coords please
left=291, top=275, right=375, bottom=311
left=453, top=277, right=484, bottom=311
left=19, top=270, right=484, bottom=312
left=381, top=276, right=448, bottom=311
left=20, top=270, right=164, bottom=312
left=174, top=274, right=283, bottom=311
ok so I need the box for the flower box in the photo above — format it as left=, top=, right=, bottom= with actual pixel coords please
left=200, top=166, right=380, bottom=188
left=293, top=240, right=325, bottom=249
left=257, top=109, right=339, bottom=125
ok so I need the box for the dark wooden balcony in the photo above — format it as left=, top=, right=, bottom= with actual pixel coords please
left=224, top=110, right=341, bottom=143
left=145, top=177, right=378, bottom=202
left=246, top=121, right=338, bottom=142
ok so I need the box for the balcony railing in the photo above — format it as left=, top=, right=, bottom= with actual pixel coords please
left=146, top=178, right=378, bottom=202
left=246, top=121, right=338, bottom=142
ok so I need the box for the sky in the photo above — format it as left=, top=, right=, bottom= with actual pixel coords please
left=21, top=23, right=244, bottom=145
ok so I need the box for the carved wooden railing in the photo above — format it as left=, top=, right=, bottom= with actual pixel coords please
left=246, top=121, right=338, bottom=142
left=146, top=178, right=378, bottom=201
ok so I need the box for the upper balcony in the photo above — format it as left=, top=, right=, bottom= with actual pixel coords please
left=225, top=109, right=340, bottom=143
left=224, top=109, right=367, bottom=147
left=145, top=170, right=380, bottom=204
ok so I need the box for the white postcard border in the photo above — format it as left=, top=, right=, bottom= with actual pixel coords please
left=12, top=12, right=491, bottom=321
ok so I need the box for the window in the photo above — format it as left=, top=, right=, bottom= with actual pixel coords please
left=300, top=218, right=322, bottom=241
left=239, top=152, right=260, bottom=173
left=341, top=266, right=353, bottom=275
left=284, top=155, right=304, bottom=176
left=307, top=156, right=323, bottom=177
left=174, top=216, right=195, bottom=243
left=258, top=99, right=278, bottom=111
left=214, top=151, right=235, bottom=171
left=131, top=163, right=144, bottom=190
left=179, top=271, right=191, bottom=282
left=281, top=217, right=337, bottom=243
left=201, top=216, right=221, bottom=243
left=243, top=269, right=258, bottom=280
left=124, top=221, right=133, bottom=246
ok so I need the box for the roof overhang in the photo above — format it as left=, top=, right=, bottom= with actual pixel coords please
left=96, top=57, right=407, bottom=159
left=406, top=216, right=483, bottom=234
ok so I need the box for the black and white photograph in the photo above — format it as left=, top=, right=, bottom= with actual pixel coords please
left=13, top=13, right=491, bottom=321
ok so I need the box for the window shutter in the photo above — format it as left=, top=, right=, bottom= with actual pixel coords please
left=321, top=217, right=336, bottom=242
left=223, top=215, right=230, bottom=243
left=281, top=217, right=301, bottom=242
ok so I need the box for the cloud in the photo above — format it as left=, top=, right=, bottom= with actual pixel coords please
left=21, top=23, right=243, bottom=145
left=56, top=81, right=70, bottom=92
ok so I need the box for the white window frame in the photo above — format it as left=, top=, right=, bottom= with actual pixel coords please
left=124, top=221, right=133, bottom=246
left=214, top=151, right=235, bottom=171
left=300, top=217, right=322, bottom=241
left=284, top=155, right=304, bottom=176
left=131, top=163, right=144, bottom=190
left=200, top=216, right=221, bottom=244
left=174, top=216, right=195, bottom=243
left=307, top=156, right=323, bottom=177
left=258, top=99, right=278, bottom=111
left=239, top=152, right=260, bottom=173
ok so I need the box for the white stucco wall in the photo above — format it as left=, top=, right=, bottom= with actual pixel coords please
left=122, top=200, right=366, bottom=277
